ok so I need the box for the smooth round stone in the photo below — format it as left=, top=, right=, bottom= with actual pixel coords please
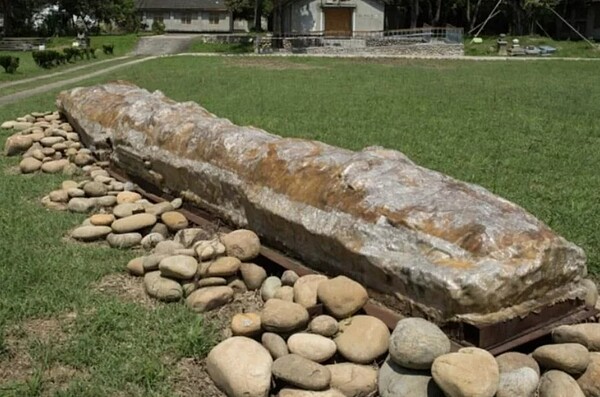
left=19, top=157, right=42, bottom=173
left=174, top=248, right=196, bottom=257
left=228, top=279, right=248, bottom=294
left=174, top=228, right=211, bottom=248
left=68, top=197, right=96, bottom=213
left=182, top=282, right=197, bottom=297
left=198, top=277, right=227, bottom=288
left=287, top=333, right=336, bottom=363
left=52, top=142, right=67, bottom=151
left=328, top=363, right=377, bottom=397
left=577, top=352, right=600, bottom=396
left=40, top=136, right=64, bottom=147
left=200, top=256, right=241, bottom=277
left=309, top=315, right=339, bottom=337
left=206, top=337, right=272, bottom=397
left=61, top=180, right=78, bottom=190
left=153, top=240, right=185, bottom=255
left=221, top=229, right=261, bottom=261
left=83, top=181, right=107, bottom=197
left=107, top=232, right=142, bottom=249
left=281, top=270, right=300, bottom=286
left=171, top=197, right=183, bottom=208
left=334, top=315, right=390, bottom=364
left=41, top=159, right=70, bottom=173
left=71, top=225, right=112, bottom=241
left=142, top=254, right=169, bottom=271
left=240, top=262, right=267, bottom=290
left=495, top=352, right=541, bottom=375
left=532, top=343, right=590, bottom=375
left=262, top=332, right=289, bottom=359
left=582, top=279, right=599, bottom=307
left=145, top=202, right=174, bottom=216
left=538, top=370, right=585, bottom=397
left=389, top=317, right=451, bottom=370
left=294, top=275, right=328, bottom=308
left=272, top=354, right=331, bottom=391
left=141, top=233, right=165, bottom=249
left=496, top=367, right=539, bottom=397
left=90, top=214, right=115, bottom=226
left=95, top=195, right=117, bottom=207
left=194, top=241, right=217, bottom=261
left=41, top=147, right=55, bottom=156
left=144, top=271, right=183, bottom=302
left=110, top=181, right=125, bottom=191
left=317, top=276, right=368, bottom=319
left=552, top=323, right=600, bottom=351
left=150, top=222, right=170, bottom=238
left=31, top=149, right=45, bottom=161
left=4, top=134, right=33, bottom=155
left=378, top=355, right=444, bottom=397
left=261, top=299, right=309, bottom=333
left=73, top=152, right=94, bottom=166
left=261, top=276, right=283, bottom=301
left=89, top=169, right=109, bottom=178
left=126, top=257, right=145, bottom=276
left=159, top=255, right=198, bottom=280
left=432, top=348, right=500, bottom=397
left=116, top=191, right=142, bottom=204
left=186, top=286, right=234, bottom=313
left=94, top=175, right=113, bottom=184
left=49, top=189, right=69, bottom=203
left=41, top=195, right=67, bottom=211
left=274, top=286, right=295, bottom=302
left=231, top=313, right=262, bottom=337
left=113, top=202, right=145, bottom=218
left=67, top=188, right=85, bottom=198
left=161, top=211, right=189, bottom=231
left=279, top=390, right=345, bottom=397
left=111, top=213, right=157, bottom=233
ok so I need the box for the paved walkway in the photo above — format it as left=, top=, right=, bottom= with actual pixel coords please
left=132, top=34, right=198, bottom=56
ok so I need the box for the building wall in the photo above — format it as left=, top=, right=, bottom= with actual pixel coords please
left=282, top=0, right=384, bottom=35
left=141, top=10, right=231, bottom=32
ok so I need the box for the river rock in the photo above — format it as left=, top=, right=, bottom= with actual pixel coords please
left=287, top=333, right=337, bottom=363
left=431, top=347, right=499, bottom=397
left=279, top=390, right=345, bottom=397
left=67, top=188, right=85, bottom=198
left=577, top=352, right=600, bottom=397
left=198, top=277, right=227, bottom=287
left=538, top=370, right=585, bottom=397
left=274, top=286, right=294, bottom=302
left=74, top=152, right=94, bottom=166
left=262, top=332, right=289, bottom=359
left=334, top=315, right=389, bottom=364
left=116, top=191, right=142, bottom=204
left=294, top=275, right=328, bottom=308
left=49, top=189, right=69, bottom=203
left=141, top=233, right=165, bottom=249
left=154, top=240, right=184, bottom=255
left=40, top=136, right=64, bottom=147
left=41, top=159, right=70, bottom=173
left=150, top=222, right=170, bottom=238
left=111, top=213, right=157, bottom=233
left=19, top=157, right=42, bottom=173
left=159, top=255, right=198, bottom=279
left=552, top=324, right=600, bottom=351
left=241, top=262, right=268, bottom=290
left=327, top=363, right=377, bottom=397
left=174, top=228, right=211, bottom=247
left=68, top=197, right=96, bottom=213
left=5, top=134, right=33, bottom=156
left=71, top=225, right=112, bottom=241
left=261, top=299, right=309, bottom=333
left=495, top=352, right=541, bottom=375
left=206, top=336, right=273, bottom=397
left=532, top=343, right=590, bottom=375
left=143, top=271, right=183, bottom=302
left=583, top=278, right=599, bottom=307
left=113, top=202, right=144, bottom=218
left=378, top=356, right=443, bottom=397
left=228, top=278, right=248, bottom=293
left=90, top=214, right=115, bottom=226
left=107, top=232, right=142, bottom=249
left=127, top=257, right=145, bottom=276
left=83, top=181, right=108, bottom=197
left=221, top=229, right=261, bottom=261
left=309, top=315, right=339, bottom=337
left=389, top=317, right=451, bottom=370
left=186, top=286, right=234, bottom=313
left=317, top=276, right=368, bottom=318
left=261, top=276, right=282, bottom=301
left=142, top=254, right=169, bottom=271
left=282, top=270, right=300, bottom=286
left=272, top=354, right=331, bottom=391
left=231, top=313, right=262, bottom=337
left=200, top=256, right=241, bottom=277
left=146, top=202, right=174, bottom=216
left=95, top=195, right=118, bottom=207
left=161, top=211, right=189, bottom=231
left=495, top=367, right=539, bottom=397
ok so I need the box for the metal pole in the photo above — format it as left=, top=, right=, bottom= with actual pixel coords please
left=547, top=6, right=597, bottom=48
left=470, top=0, right=503, bottom=42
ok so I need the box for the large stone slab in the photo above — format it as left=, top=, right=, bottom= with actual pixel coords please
left=56, top=82, right=588, bottom=323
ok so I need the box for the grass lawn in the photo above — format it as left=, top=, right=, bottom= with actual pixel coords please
left=465, top=35, right=600, bottom=57
left=0, top=55, right=598, bottom=393
left=0, top=34, right=140, bottom=84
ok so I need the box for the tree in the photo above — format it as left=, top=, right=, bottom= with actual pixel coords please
left=0, top=0, right=48, bottom=36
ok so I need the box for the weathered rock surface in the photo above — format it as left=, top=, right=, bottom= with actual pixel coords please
left=552, top=324, right=600, bottom=351
left=221, top=229, right=261, bottom=261
left=57, top=82, right=588, bottom=322
left=431, top=347, right=499, bottom=397
left=317, top=276, right=368, bottom=319
left=159, top=255, right=198, bottom=279
left=335, top=315, right=389, bottom=364
left=577, top=352, right=600, bottom=397
left=231, top=313, right=262, bottom=337
left=388, top=317, right=451, bottom=370
left=309, top=315, right=339, bottom=337
left=495, top=352, right=540, bottom=375
left=261, top=299, right=309, bottom=333
left=532, top=343, right=590, bottom=375
left=328, top=363, right=377, bottom=397
left=186, top=286, right=234, bottom=313
left=538, top=370, right=585, bottom=397
left=495, top=367, right=539, bottom=397
left=294, top=275, right=328, bottom=308
left=143, top=271, right=183, bottom=302
left=287, top=333, right=337, bottom=363
left=379, top=356, right=444, bottom=397
left=262, top=332, right=289, bottom=359
left=206, top=337, right=273, bottom=397
left=261, top=276, right=282, bottom=301
left=272, top=354, right=331, bottom=391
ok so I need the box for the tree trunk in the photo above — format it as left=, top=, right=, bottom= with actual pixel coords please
left=1, top=0, right=11, bottom=35
left=469, top=0, right=483, bottom=31
left=433, top=0, right=442, bottom=26
left=410, top=0, right=419, bottom=28
left=254, top=0, right=263, bottom=32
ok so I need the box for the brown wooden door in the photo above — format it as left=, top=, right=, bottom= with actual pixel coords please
left=324, top=8, right=352, bottom=37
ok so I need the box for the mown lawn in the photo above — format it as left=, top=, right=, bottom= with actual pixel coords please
left=465, top=35, right=600, bottom=57
left=0, top=55, right=598, bottom=394
left=0, top=34, right=140, bottom=84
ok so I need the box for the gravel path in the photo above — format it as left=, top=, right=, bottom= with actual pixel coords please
left=131, top=34, right=199, bottom=56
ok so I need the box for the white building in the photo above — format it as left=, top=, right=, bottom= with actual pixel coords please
left=136, top=0, right=232, bottom=33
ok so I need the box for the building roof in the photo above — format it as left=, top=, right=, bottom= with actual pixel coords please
left=135, top=0, right=228, bottom=11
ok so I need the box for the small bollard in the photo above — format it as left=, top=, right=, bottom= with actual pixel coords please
left=496, top=34, right=507, bottom=56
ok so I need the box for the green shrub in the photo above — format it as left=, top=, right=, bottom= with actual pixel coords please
left=102, top=44, right=115, bottom=55
left=0, top=56, right=20, bottom=74
left=151, top=20, right=165, bottom=35
left=32, top=50, right=63, bottom=68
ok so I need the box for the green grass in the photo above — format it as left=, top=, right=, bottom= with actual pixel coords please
left=188, top=40, right=254, bottom=54
left=0, top=34, right=139, bottom=83
left=465, top=35, right=600, bottom=57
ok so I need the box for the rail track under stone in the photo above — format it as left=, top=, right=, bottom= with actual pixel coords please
left=108, top=166, right=598, bottom=356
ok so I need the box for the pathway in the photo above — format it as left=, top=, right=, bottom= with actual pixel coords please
left=131, top=34, right=199, bottom=56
